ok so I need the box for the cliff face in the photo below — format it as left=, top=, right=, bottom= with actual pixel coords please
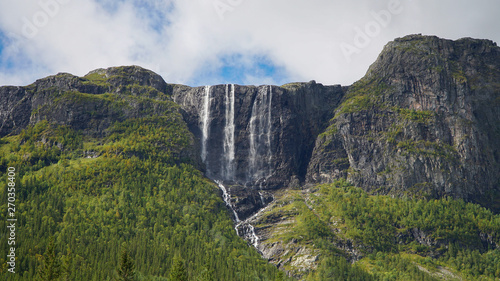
left=172, top=82, right=345, bottom=219
left=0, top=66, right=199, bottom=163
left=1, top=35, right=499, bottom=220
left=307, top=35, right=500, bottom=211
left=0, top=66, right=172, bottom=137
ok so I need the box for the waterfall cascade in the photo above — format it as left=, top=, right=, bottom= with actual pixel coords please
left=222, top=84, right=236, bottom=180
left=198, top=84, right=274, bottom=250
left=248, top=86, right=273, bottom=183
left=216, top=180, right=240, bottom=223
left=200, top=86, right=212, bottom=163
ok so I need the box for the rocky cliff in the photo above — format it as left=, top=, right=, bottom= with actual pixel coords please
left=1, top=66, right=171, bottom=136
left=307, top=35, right=500, bottom=211
left=172, top=82, right=345, bottom=219
left=0, top=65, right=198, bottom=163
left=1, top=36, right=499, bottom=214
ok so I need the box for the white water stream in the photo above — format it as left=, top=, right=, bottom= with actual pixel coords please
left=222, top=84, right=236, bottom=180
left=200, top=85, right=212, bottom=163
left=248, top=85, right=273, bottom=182
left=215, top=180, right=240, bottom=223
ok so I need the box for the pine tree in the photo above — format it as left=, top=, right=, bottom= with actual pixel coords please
left=117, top=249, right=135, bottom=281
left=37, top=237, right=62, bottom=281
left=169, top=256, right=188, bottom=281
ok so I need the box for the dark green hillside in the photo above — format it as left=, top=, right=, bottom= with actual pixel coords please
left=0, top=67, right=286, bottom=280
left=0, top=119, right=284, bottom=281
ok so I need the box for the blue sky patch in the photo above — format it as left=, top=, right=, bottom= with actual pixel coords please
left=188, top=54, right=289, bottom=86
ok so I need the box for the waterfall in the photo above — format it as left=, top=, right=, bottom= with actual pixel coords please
left=267, top=86, right=273, bottom=175
left=248, top=99, right=258, bottom=179
left=222, top=84, right=236, bottom=180
left=248, top=85, right=273, bottom=182
left=259, top=191, right=265, bottom=205
left=200, top=86, right=212, bottom=164
left=216, top=180, right=240, bottom=223
left=248, top=224, right=259, bottom=248
left=234, top=202, right=273, bottom=250
left=199, top=84, right=275, bottom=251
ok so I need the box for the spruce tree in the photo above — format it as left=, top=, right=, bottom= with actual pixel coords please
left=117, top=249, right=136, bottom=281
left=169, top=256, right=188, bottom=281
left=60, top=246, right=73, bottom=281
left=37, top=237, right=62, bottom=281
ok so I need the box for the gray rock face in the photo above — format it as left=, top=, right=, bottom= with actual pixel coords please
left=0, top=86, right=30, bottom=136
left=1, top=35, right=499, bottom=220
left=307, top=35, right=500, bottom=211
left=0, top=66, right=172, bottom=137
left=172, top=82, right=345, bottom=219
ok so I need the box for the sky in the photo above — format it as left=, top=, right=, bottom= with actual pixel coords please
left=0, top=0, right=499, bottom=87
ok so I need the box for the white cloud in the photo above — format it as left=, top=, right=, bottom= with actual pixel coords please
left=0, top=0, right=499, bottom=87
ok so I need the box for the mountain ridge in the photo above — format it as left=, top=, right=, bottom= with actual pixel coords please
left=1, top=34, right=499, bottom=212
left=1, top=34, right=500, bottom=280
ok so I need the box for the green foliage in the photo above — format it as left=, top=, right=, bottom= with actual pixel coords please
left=0, top=119, right=283, bottom=280
left=280, top=82, right=304, bottom=91
left=394, top=107, right=434, bottom=124
left=117, top=249, right=135, bottom=281
left=395, top=139, right=458, bottom=160
left=335, top=77, right=391, bottom=116
left=83, top=71, right=111, bottom=87
left=37, top=238, right=62, bottom=281
left=359, top=253, right=440, bottom=281
left=274, top=271, right=286, bottom=281
left=197, top=258, right=215, bottom=281
left=316, top=181, right=500, bottom=252
left=307, top=181, right=500, bottom=279
left=103, top=115, right=191, bottom=164
left=442, top=244, right=500, bottom=279
left=169, top=256, right=187, bottom=281
left=338, top=94, right=375, bottom=114
left=263, top=180, right=500, bottom=280
left=310, top=256, right=375, bottom=281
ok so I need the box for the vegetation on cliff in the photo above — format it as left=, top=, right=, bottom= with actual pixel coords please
left=254, top=180, right=500, bottom=280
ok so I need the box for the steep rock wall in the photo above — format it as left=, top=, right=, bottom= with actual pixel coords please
left=172, top=82, right=345, bottom=219
left=307, top=35, right=500, bottom=211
